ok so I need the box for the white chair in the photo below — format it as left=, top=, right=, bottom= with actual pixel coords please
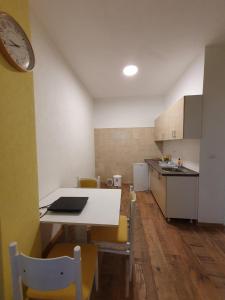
left=77, top=176, right=101, bottom=188
left=9, top=242, right=98, bottom=300
left=90, top=191, right=136, bottom=297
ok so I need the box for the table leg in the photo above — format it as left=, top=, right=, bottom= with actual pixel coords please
left=64, top=225, right=69, bottom=241
left=74, top=225, right=88, bottom=243
left=63, top=225, right=87, bottom=243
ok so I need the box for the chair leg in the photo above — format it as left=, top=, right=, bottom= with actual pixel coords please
left=125, top=257, right=130, bottom=298
left=95, top=254, right=99, bottom=291
left=129, top=252, right=133, bottom=282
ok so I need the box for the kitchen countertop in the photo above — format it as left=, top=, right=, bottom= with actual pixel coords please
left=144, top=159, right=199, bottom=177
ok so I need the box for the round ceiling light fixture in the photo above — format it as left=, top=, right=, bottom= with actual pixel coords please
left=123, top=64, right=138, bottom=77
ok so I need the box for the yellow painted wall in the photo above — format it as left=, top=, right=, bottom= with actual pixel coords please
left=0, top=0, right=41, bottom=299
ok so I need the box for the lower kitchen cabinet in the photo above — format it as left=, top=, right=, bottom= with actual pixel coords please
left=150, top=167, right=198, bottom=220
left=150, top=167, right=166, bottom=215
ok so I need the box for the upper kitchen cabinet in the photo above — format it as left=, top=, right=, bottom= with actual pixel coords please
left=154, top=111, right=168, bottom=141
left=154, top=95, right=202, bottom=141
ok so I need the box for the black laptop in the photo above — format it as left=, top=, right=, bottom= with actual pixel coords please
left=47, top=197, right=88, bottom=213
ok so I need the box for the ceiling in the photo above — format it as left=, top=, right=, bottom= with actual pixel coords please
left=30, top=0, right=225, bottom=99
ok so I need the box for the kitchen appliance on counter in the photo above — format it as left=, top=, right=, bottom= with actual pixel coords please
left=113, top=175, right=122, bottom=187
left=133, top=162, right=149, bottom=192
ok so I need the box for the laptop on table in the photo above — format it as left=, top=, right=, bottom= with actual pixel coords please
left=47, top=197, right=88, bottom=213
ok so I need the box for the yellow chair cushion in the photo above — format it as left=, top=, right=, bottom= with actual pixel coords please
left=90, top=215, right=128, bottom=243
left=27, top=243, right=97, bottom=300
left=79, top=178, right=97, bottom=188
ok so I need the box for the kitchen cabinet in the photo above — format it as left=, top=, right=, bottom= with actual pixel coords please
left=150, top=167, right=166, bottom=215
left=154, top=111, right=168, bottom=141
left=154, top=116, right=161, bottom=141
left=167, top=97, right=184, bottom=139
left=150, top=166, right=198, bottom=220
left=154, top=95, right=202, bottom=141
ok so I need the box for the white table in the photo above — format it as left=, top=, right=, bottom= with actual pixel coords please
left=39, top=188, right=121, bottom=241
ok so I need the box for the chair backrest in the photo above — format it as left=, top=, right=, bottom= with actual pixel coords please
left=129, top=191, right=136, bottom=245
left=77, top=176, right=100, bottom=188
left=9, top=242, right=82, bottom=300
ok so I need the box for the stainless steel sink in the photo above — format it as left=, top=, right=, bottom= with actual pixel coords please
left=162, top=167, right=183, bottom=172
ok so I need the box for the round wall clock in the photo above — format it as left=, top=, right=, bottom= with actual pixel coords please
left=0, top=11, right=35, bottom=72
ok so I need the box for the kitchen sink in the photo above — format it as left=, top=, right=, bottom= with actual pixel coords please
left=162, top=167, right=183, bottom=172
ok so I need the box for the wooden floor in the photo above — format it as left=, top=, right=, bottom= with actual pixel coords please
left=91, top=185, right=225, bottom=300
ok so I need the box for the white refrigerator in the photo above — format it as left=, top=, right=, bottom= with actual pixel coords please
left=133, top=163, right=149, bottom=192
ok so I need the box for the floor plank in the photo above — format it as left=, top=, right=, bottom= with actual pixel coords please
left=91, top=185, right=225, bottom=300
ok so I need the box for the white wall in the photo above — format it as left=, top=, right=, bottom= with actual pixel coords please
left=31, top=13, right=95, bottom=200
left=164, top=53, right=205, bottom=108
left=94, top=96, right=164, bottom=128
left=198, top=46, right=225, bottom=224
left=94, top=54, right=204, bottom=126
left=162, top=52, right=205, bottom=171
left=163, top=139, right=200, bottom=172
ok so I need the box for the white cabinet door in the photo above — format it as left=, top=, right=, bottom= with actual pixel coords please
left=166, top=176, right=198, bottom=219
left=133, top=163, right=149, bottom=191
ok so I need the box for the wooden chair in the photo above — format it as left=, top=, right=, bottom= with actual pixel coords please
left=75, top=176, right=100, bottom=238
left=90, top=191, right=136, bottom=297
left=77, top=176, right=101, bottom=188
left=9, top=242, right=98, bottom=300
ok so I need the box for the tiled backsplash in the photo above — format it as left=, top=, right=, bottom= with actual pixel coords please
left=163, top=139, right=200, bottom=171
left=95, top=127, right=162, bottom=183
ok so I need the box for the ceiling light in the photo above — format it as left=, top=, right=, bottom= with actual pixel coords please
left=123, top=65, right=138, bottom=77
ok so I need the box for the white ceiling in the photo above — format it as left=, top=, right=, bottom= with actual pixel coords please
left=30, top=0, right=225, bottom=99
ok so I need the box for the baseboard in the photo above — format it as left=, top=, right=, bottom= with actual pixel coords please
left=197, top=222, right=224, bottom=228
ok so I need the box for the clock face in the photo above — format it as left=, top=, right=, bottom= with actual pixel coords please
left=0, top=12, right=35, bottom=72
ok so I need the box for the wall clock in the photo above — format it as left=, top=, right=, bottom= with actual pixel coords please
left=0, top=11, right=35, bottom=72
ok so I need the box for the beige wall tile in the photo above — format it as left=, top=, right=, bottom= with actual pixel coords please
left=95, top=128, right=162, bottom=183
